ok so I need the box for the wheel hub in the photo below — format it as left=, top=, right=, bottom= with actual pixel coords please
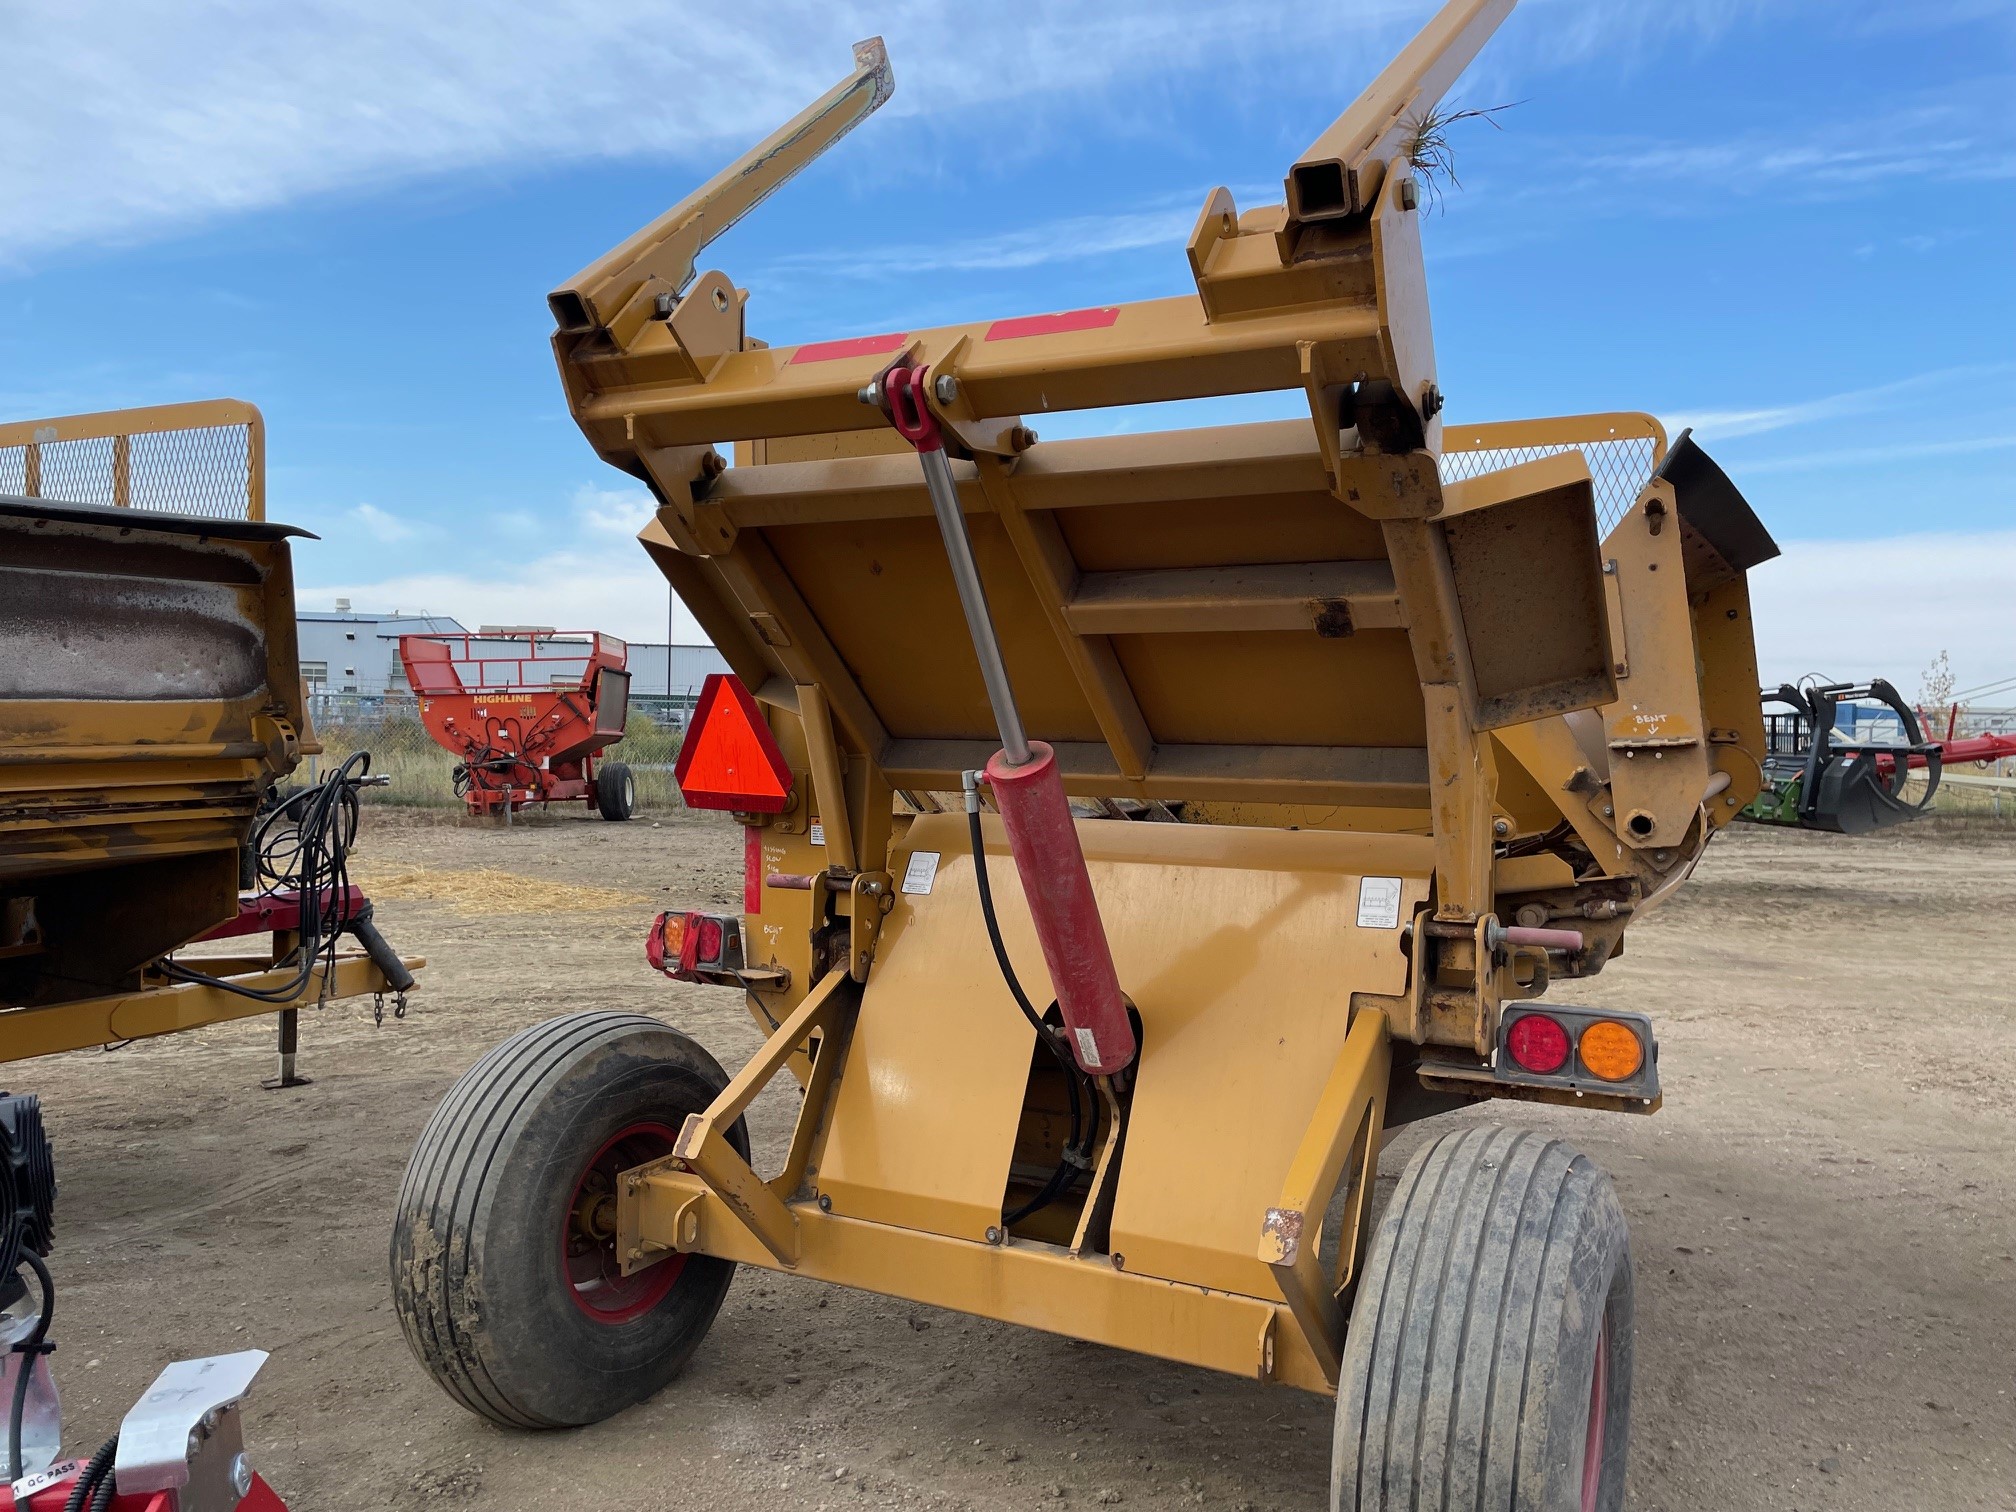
left=563, top=1121, right=686, bottom=1324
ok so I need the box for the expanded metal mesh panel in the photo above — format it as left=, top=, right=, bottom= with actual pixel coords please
left=0, top=422, right=255, bottom=520
left=1439, top=436, right=1657, bottom=536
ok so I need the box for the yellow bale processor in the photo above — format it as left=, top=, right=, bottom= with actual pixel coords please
left=392, top=4, right=1776, bottom=1505
left=0, top=400, right=420, bottom=1079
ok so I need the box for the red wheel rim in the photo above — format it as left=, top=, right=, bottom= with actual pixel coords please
left=563, top=1121, right=686, bottom=1324
left=1581, top=1312, right=1610, bottom=1512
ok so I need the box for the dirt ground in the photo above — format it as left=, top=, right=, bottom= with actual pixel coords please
left=20, top=810, right=2016, bottom=1511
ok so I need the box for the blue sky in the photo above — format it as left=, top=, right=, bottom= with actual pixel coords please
left=4, top=0, right=2011, bottom=698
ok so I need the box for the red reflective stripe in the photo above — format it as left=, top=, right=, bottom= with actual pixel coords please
left=787, top=331, right=909, bottom=364
left=985, top=307, right=1120, bottom=341
left=744, top=827, right=762, bottom=914
left=673, top=674, right=794, bottom=812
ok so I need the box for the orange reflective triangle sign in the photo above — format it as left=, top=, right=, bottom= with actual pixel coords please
left=674, top=673, right=794, bottom=812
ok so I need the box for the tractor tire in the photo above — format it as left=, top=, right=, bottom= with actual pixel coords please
left=1332, top=1123, right=1633, bottom=1512
left=389, top=1012, right=745, bottom=1429
left=596, top=760, right=636, bottom=821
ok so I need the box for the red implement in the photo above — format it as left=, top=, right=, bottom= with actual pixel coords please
left=1877, top=730, right=2016, bottom=776
left=398, top=630, right=633, bottom=818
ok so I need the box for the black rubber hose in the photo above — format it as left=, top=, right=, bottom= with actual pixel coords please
left=87, top=1456, right=118, bottom=1512
left=62, top=1434, right=115, bottom=1512
left=347, top=904, right=416, bottom=993
left=967, top=798, right=1091, bottom=1226
left=161, top=751, right=374, bottom=1003
left=7, top=1249, right=53, bottom=1483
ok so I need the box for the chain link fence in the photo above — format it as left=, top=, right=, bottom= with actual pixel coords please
left=303, top=692, right=690, bottom=812
left=0, top=401, right=262, bottom=520
left=1438, top=433, right=1658, bottom=537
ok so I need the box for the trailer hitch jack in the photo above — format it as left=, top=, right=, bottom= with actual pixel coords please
left=874, top=365, right=1136, bottom=1076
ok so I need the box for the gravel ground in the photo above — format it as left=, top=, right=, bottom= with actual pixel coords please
left=18, top=810, right=2015, bottom=1510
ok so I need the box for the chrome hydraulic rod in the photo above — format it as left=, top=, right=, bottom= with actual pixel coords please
left=875, top=366, right=1032, bottom=766
left=869, top=364, right=1135, bottom=1075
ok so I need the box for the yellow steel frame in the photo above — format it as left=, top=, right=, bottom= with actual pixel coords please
left=624, top=992, right=1388, bottom=1396
left=0, top=398, right=265, bottom=521
left=0, top=950, right=425, bottom=1065
left=559, top=0, right=1777, bottom=1402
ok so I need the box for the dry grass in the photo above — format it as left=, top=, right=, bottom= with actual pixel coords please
left=1403, top=99, right=1519, bottom=210
left=356, top=866, right=649, bottom=915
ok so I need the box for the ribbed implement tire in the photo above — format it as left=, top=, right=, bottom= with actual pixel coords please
left=390, top=1012, right=745, bottom=1428
left=595, top=761, right=636, bottom=821
left=1332, top=1124, right=1633, bottom=1512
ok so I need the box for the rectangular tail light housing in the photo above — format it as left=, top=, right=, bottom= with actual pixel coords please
left=1495, top=1005, right=1661, bottom=1104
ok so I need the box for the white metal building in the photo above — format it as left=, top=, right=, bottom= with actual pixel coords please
left=294, top=605, right=728, bottom=703
left=296, top=607, right=467, bottom=695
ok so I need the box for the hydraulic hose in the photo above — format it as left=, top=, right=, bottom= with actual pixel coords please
left=6, top=1249, right=53, bottom=1483
left=62, top=1434, right=115, bottom=1512
left=965, top=772, right=1092, bottom=1227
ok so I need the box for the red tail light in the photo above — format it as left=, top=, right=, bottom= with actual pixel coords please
left=673, top=674, right=794, bottom=812
left=1506, top=1014, right=1570, bottom=1075
left=645, top=911, right=680, bottom=973
left=646, top=910, right=740, bottom=981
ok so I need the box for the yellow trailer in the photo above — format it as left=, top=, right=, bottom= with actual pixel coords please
left=392, top=4, right=1776, bottom=1506
left=0, top=400, right=421, bottom=1078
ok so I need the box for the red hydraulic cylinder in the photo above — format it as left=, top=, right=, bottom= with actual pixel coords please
left=984, top=742, right=1135, bottom=1076
left=877, top=362, right=1137, bottom=1077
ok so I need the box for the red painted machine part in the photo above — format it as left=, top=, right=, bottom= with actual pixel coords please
left=194, top=886, right=365, bottom=942
left=1875, top=730, right=2016, bottom=776
left=882, top=366, right=944, bottom=454
left=397, top=630, right=629, bottom=816
left=983, top=741, right=1136, bottom=1076
left=564, top=1122, right=686, bottom=1323
left=2, top=1468, right=289, bottom=1510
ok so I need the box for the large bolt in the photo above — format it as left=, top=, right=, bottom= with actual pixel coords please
left=933, top=374, right=959, bottom=404
left=857, top=378, right=883, bottom=408
left=1397, top=176, right=1420, bottom=212
left=230, top=1454, right=255, bottom=1498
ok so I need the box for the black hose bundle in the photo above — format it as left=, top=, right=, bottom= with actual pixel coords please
left=964, top=775, right=1097, bottom=1228
left=61, top=1432, right=115, bottom=1512
left=160, top=752, right=374, bottom=1003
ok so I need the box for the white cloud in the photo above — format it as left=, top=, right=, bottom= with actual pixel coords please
left=304, top=545, right=703, bottom=645
left=0, top=0, right=1851, bottom=269
left=1735, top=433, right=2016, bottom=475
left=1751, top=530, right=2016, bottom=695
left=571, top=481, right=657, bottom=536
left=348, top=501, right=418, bottom=541
left=1665, top=362, right=2014, bottom=443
